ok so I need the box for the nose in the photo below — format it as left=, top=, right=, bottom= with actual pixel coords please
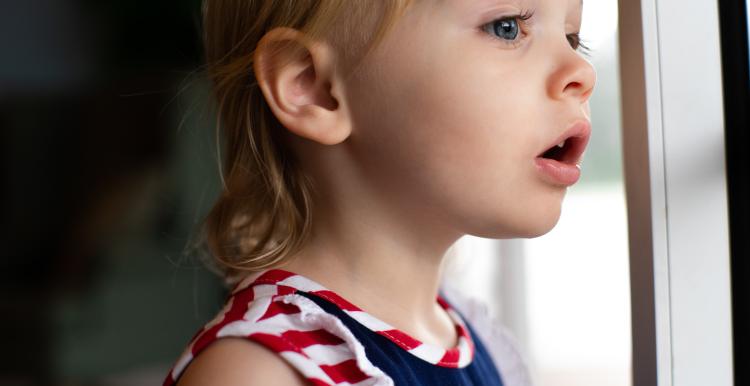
left=547, top=49, right=597, bottom=104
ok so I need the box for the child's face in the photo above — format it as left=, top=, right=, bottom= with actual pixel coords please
left=342, top=0, right=595, bottom=238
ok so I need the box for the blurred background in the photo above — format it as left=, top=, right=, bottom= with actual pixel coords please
left=0, top=0, right=629, bottom=385
left=1, top=0, right=226, bottom=384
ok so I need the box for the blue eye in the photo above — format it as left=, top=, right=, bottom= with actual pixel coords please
left=482, top=10, right=534, bottom=45
left=490, top=19, right=520, bottom=41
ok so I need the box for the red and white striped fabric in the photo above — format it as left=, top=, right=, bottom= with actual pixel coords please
left=163, top=269, right=476, bottom=386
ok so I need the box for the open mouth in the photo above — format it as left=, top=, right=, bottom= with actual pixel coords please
left=534, top=121, right=592, bottom=185
left=537, top=137, right=584, bottom=164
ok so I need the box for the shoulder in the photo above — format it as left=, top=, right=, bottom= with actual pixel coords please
left=164, top=285, right=312, bottom=386
left=165, top=271, right=396, bottom=386
left=176, top=337, right=309, bottom=386
left=165, top=289, right=385, bottom=386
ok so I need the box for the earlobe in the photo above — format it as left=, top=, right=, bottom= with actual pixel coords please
left=253, top=27, right=351, bottom=146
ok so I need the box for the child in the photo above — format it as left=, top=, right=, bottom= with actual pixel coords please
left=165, top=0, right=594, bottom=384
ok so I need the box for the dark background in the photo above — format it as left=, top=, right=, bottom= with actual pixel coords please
left=1, top=1, right=226, bottom=384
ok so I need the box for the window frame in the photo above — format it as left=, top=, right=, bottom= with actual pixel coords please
left=619, top=0, right=735, bottom=385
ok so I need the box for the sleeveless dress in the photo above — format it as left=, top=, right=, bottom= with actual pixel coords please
left=163, top=269, right=526, bottom=386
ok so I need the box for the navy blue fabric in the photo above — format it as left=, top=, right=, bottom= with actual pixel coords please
left=299, top=291, right=505, bottom=386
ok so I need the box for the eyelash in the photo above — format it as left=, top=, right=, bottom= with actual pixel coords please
left=481, top=9, right=592, bottom=57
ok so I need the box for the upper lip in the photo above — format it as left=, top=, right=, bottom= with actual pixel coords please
left=536, top=120, right=592, bottom=165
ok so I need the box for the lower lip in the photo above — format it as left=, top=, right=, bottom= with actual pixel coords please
left=534, top=157, right=581, bottom=186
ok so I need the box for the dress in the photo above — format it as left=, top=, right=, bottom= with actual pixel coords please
left=163, top=269, right=531, bottom=386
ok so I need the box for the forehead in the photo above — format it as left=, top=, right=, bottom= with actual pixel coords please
left=447, top=0, right=583, bottom=6
left=438, top=0, right=583, bottom=15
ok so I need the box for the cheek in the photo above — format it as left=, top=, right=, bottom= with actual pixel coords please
left=347, top=37, right=563, bottom=237
left=382, top=53, right=536, bottom=189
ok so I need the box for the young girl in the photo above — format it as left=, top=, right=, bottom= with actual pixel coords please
left=165, top=0, right=594, bottom=384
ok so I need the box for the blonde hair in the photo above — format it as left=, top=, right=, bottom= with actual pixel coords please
left=201, top=0, right=414, bottom=279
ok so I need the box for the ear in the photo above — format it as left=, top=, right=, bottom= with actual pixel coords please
left=253, top=27, right=351, bottom=146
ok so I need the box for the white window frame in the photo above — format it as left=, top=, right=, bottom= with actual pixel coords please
left=619, top=0, right=734, bottom=385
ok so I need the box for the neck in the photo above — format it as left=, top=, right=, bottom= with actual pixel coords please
left=280, top=179, right=463, bottom=348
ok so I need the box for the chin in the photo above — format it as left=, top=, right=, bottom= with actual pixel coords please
left=517, top=218, right=561, bottom=238
left=521, top=205, right=564, bottom=237
left=470, top=205, right=563, bottom=239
